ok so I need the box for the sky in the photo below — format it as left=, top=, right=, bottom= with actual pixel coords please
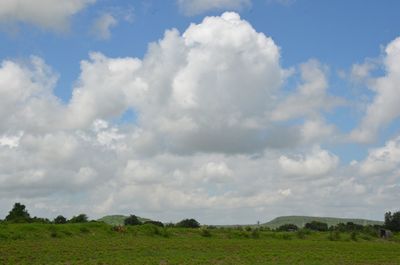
left=0, top=0, right=399, bottom=224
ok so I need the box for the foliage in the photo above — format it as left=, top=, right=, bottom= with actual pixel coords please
left=69, top=214, right=88, bottom=223
left=144, top=220, right=164, bottom=227
left=54, top=215, right=67, bottom=224
left=200, top=228, right=212, bottom=237
left=176, top=218, right=200, bottom=228
left=305, top=221, right=328, bottom=231
left=124, top=215, right=142, bottom=226
left=276, top=224, right=298, bottom=232
left=385, top=211, right=400, bottom=232
left=31, top=217, right=51, bottom=224
left=5, top=203, right=31, bottom=223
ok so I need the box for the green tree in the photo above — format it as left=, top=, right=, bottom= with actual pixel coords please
left=54, top=215, right=67, bottom=224
left=69, top=214, right=88, bottom=223
left=305, top=221, right=328, bottom=231
left=385, top=211, right=400, bottom=232
left=176, top=218, right=200, bottom=228
left=124, top=215, right=142, bottom=226
left=5, top=203, right=31, bottom=223
left=276, top=224, right=298, bottom=232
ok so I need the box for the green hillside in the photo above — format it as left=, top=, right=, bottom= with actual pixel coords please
left=264, top=216, right=383, bottom=229
left=98, top=215, right=152, bottom=226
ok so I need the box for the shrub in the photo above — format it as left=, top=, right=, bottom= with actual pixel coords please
left=176, top=218, right=200, bottom=228
left=124, top=215, right=142, bottom=226
left=200, top=228, right=212, bottom=237
left=54, top=215, right=67, bottom=224
left=276, top=224, right=298, bottom=232
left=5, top=203, right=31, bottom=223
left=305, top=221, right=328, bottom=231
left=144, top=220, right=164, bottom=227
left=69, top=214, right=88, bottom=223
left=385, top=211, right=400, bottom=232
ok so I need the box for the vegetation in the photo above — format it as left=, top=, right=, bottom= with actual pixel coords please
left=0, top=223, right=399, bottom=264
left=176, top=218, right=200, bottom=228
left=276, top=223, right=298, bottom=231
left=1, top=203, right=399, bottom=264
left=98, top=215, right=151, bottom=226
left=5, top=203, right=31, bottom=223
left=305, top=221, right=329, bottom=231
left=264, top=215, right=383, bottom=229
left=124, top=215, right=142, bottom=226
left=385, top=211, right=400, bottom=232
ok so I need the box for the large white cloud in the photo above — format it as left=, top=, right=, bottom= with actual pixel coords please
left=0, top=13, right=396, bottom=224
left=350, top=37, right=400, bottom=143
left=177, top=0, right=251, bottom=16
left=0, top=0, right=95, bottom=31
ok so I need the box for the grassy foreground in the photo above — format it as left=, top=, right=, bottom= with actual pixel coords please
left=1, top=222, right=400, bottom=265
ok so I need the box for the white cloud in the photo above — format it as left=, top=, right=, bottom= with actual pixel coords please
left=91, top=13, right=118, bottom=40
left=271, top=59, right=343, bottom=121
left=279, top=147, right=339, bottom=177
left=1, top=13, right=398, bottom=224
left=359, top=136, right=400, bottom=176
left=178, top=0, right=251, bottom=16
left=350, top=37, right=400, bottom=143
left=0, top=0, right=95, bottom=31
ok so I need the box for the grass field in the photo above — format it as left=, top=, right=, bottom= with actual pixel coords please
left=1, top=222, right=400, bottom=265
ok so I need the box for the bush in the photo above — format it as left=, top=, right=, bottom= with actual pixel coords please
left=350, top=231, right=358, bottom=241
left=54, top=215, right=67, bottom=224
left=144, top=220, right=164, bottom=227
left=124, top=215, right=142, bottom=226
left=200, top=228, right=212, bottom=237
left=5, top=203, right=31, bottom=223
left=251, top=229, right=260, bottom=239
left=276, top=224, right=298, bottom=232
left=69, top=214, right=88, bottom=223
left=305, top=221, right=328, bottom=231
left=296, top=229, right=309, bottom=239
left=176, top=218, right=200, bottom=228
left=385, top=211, right=400, bottom=232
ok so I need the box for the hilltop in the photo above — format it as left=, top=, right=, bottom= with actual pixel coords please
left=263, top=216, right=383, bottom=229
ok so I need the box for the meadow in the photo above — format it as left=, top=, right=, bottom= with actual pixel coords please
left=1, top=222, right=400, bottom=265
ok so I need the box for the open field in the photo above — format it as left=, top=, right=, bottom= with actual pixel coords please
left=1, top=223, right=400, bottom=265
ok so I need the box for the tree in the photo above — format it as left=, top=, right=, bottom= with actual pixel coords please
left=144, top=220, right=164, bottom=227
left=5, top=203, right=31, bottom=223
left=276, top=224, right=298, bottom=232
left=176, top=218, right=200, bottom=228
left=69, top=214, right=88, bottom=223
left=305, top=221, right=328, bottom=231
left=385, top=211, right=400, bottom=232
left=124, top=215, right=142, bottom=226
left=54, top=215, right=67, bottom=224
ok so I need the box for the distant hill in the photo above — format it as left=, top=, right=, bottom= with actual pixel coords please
left=263, top=216, right=383, bottom=229
left=98, top=215, right=152, bottom=226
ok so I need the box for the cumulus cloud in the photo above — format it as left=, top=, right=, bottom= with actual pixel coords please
left=178, top=0, right=251, bottom=16
left=271, top=59, right=343, bottom=121
left=350, top=37, right=400, bottom=143
left=359, top=136, right=400, bottom=176
left=0, top=13, right=397, bottom=223
left=279, top=147, right=339, bottom=177
left=0, top=0, right=95, bottom=31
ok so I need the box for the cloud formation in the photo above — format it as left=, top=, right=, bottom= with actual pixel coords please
left=0, top=12, right=398, bottom=224
left=0, top=0, right=95, bottom=31
left=351, top=37, right=400, bottom=143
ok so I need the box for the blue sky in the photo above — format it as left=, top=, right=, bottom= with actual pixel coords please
left=0, top=0, right=399, bottom=224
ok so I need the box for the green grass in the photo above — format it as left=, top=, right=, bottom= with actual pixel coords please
left=0, top=223, right=399, bottom=264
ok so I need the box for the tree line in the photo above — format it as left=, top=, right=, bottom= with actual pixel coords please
left=1, top=202, right=400, bottom=232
